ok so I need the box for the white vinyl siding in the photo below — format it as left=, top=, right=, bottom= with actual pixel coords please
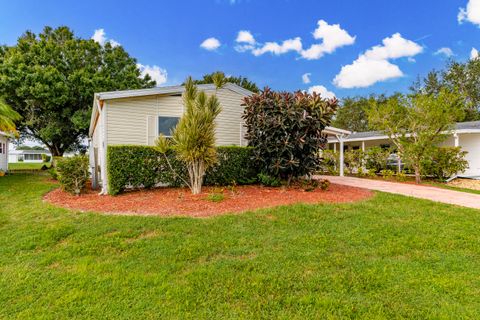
left=105, top=87, right=247, bottom=147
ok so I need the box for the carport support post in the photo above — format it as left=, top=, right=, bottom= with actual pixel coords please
left=337, top=135, right=345, bottom=177
left=454, top=133, right=459, bottom=147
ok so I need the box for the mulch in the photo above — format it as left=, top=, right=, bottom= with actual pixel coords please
left=44, top=183, right=373, bottom=218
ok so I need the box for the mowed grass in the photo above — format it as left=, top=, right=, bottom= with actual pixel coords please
left=1, top=175, right=480, bottom=319
left=8, top=162, right=50, bottom=170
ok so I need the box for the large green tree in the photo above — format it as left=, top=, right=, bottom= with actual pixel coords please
left=332, top=96, right=385, bottom=132
left=0, top=26, right=155, bottom=156
left=191, top=71, right=259, bottom=93
left=412, top=58, right=480, bottom=121
left=368, top=89, right=464, bottom=184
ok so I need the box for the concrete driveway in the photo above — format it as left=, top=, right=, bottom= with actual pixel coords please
left=319, top=175, right=480, bottom=210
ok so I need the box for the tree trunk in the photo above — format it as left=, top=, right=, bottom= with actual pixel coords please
left=414, top=166, right=421, bottom=184
left=188, top=159, right=205, bottom=195
left=48, top=146, right=64, bottom=168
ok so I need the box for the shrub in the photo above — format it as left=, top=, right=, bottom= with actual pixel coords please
left=320, top=150, right=338, bottom=175
left=257, top=173, right=282, bottom=187
left=107, top=145, right=258, bottom=195
left=380, top=169, right=395, bottom=180
left=243, top=88, right=338, bottom=184
left=41, top=154, right=51, bottom=163
left=344, top=149, right=365, bottom=174
left=319, top=179, right=330, bottom=191
left=422, top=147, right=469, bottom=181
left=56, top=155, right=89, bottom=195
left=365, top=146, right=390, bottom=173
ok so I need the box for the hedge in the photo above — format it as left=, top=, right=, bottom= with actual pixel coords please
left=107, top=145, right=258, bottom=195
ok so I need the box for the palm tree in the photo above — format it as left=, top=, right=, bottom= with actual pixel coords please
left=156, top=76, right=223, bottom=194
left=0, top=99, right=21, bottom=133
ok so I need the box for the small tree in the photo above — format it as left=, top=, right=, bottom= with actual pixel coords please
left=368, top=89, right=464, bottom=183
left=243, top=88, right=338, bottom=183
left=156, top=77, right=222, bottom=194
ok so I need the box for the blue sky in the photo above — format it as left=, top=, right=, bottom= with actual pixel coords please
left=1, top=0, right=479, bottom=99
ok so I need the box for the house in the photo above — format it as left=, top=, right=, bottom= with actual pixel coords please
left=327, top=121, right=480, bottom=178
left=8, top=149, right=51, bottom=163
left=89, top=83, right=253, bottom=193
left=0, top=132, right=9, bottom=173
left=89, top=83, right=351, bottom=193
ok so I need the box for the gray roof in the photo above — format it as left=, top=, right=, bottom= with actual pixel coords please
left=96, top=82, right=253, bottom=100
left=346, top=121, right=480, bottom=141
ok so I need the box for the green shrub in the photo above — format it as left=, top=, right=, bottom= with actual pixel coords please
left=56, top=155, right=89, bottom=195
left=365, top=146, right=390, bottom=173
left=41, top=154, right=51, bottom=163
left=344, top=149, right=365, bottom=174
left=257, top=173, right=282, bottom=187
left=396, top=171, right=407, bottom=182
left=319, top=178, right=330, bottom=191
left=422, top=147, right=469, bottom=181
left=320, top=150, right=339, bottom=174
left=380, top=169, right=395, bottom=180
left=107, top=145, right=258, bottom=195
left=243, top=88, right=338, bottom=183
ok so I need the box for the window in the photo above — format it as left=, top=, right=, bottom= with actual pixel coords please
left=0, top=143, right=3, bottom=154
left=352, top=146, right=360, bottom=150
left=158, top=116, right=180, bottom=137
left=380, top=144, right=390, bottom=150
left=25, top=153, right=42, bottom=161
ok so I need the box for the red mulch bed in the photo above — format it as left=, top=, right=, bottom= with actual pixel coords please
left=44, top=184, right=373, bottom=218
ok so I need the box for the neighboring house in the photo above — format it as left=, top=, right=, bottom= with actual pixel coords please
left=89, top=83, right=349, bottom=193
left=8, top=149, right=51, bottom=163
left=0, top=132, right=9, bottom=172
left=328, top=121, right=480, bottom=178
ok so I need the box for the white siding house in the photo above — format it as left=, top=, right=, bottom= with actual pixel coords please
left=8, top=149, right=51, bottom=163
left=88, top=83, right=254, bottom=194
left=0, top=132, right=8, bottom=173
left=328, top=121, right=480, bottom=178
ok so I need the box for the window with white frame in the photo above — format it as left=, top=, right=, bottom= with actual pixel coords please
left=158, top=116, right=180, bottom=137
left=25, top=153, right=43, bottom=161
left=0, top=143, right=3, bottom=154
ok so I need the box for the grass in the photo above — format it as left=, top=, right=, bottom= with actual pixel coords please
left=8, top=162, right=50, bottom=170
left=1, top=174, right=480, bottom=319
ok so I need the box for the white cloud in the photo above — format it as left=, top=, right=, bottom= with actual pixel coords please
left=236, top=20, right=354, bottom=60
left=458, top=0, right=480, bottom=26
left=333, top=33, right=423, bottom=88
left=92, top=28, right=121, bottom=47
left=92, top=29, right=106, bottom=45
left=137, top=64, right=168, bottom=86
left=301, top=20, right=356, bottom=60
left=434, top=47, right=454, bottom=57
left=200, top=37, right=221, bottom=51
left=252, top=37, right=302, bottom=56
left=302, top=73, right=311, bottom=84
left=236, top=30, right=255, bottom=44
left=307, top=85, right=336, bottom=99
left=471, top=47, right=479, bottom=59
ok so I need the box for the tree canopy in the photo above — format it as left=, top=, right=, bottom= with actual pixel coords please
left=191, top=71, right=259, bottom=93
left=0, top=26, right=155, bottom=156
left=332, top=96, right=383, bottom=132
left=368, top=89, right=464, bottom=183
left=0, top=99, right=21, bottom=134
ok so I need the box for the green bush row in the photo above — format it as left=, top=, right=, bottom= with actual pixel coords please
left=107, top=145, right=258, bottom=195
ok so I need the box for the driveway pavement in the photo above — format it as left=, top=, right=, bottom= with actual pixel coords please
left=318, top=175, right=480, bottom=210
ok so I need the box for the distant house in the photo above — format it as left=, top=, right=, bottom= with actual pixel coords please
left=327, top=121, right=480, bottom=178
left=0, top=132, right=9, bottom=172
left=88, top=83, right=349, bottom=193
left=8, top=149, right=51, bottom=163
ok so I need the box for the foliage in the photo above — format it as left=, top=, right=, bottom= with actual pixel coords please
left=380, top=169, right=395, bottom=180
left=411, top=58, right=480, bottom=121
left=15, top=145, right=46, bottom=151
left=396, top=171, right=407, bottom=182
left=243, top=88, right=338, bottom=183
left=107, top=145, right=258, bottom=195
left=422, top=146, right=469, bottom=181
left=206, top=188, right=225, bottom=202
left=320, top=149, right=339, bottom=174
left=332, top=96, right=383, bottom=132
left=0, top=26, right=155, bottom=156
left=319, top=178, right=330, bottom=191
left=156, top=77, right=222, bottom=194
left=344, top=149, right=365, bottom=174
left=368, top=89, right=464, bottom=183
left=191, top=71, right=259, bottom=93
left=365, top=146, right=391, bottom=173
left=299, top=178, right=319, bottom=192
left=41, top=154, right=51, bottom=163
left=56, top=155, right=89, bottom=195
left=0, top=99, right=21, bottom=134
left=257, top=173, right=282, bottom=187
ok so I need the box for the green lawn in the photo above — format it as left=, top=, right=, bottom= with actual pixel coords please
left=1, top=175, right=480, bottom=319
left=8, top=162, right=50, bottom=170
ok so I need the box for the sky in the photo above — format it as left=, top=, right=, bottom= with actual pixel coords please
left=1, top=0, right=479, bottom=100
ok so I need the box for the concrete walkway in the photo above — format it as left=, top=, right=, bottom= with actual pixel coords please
left=318, top=175, right=480, bottom=210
